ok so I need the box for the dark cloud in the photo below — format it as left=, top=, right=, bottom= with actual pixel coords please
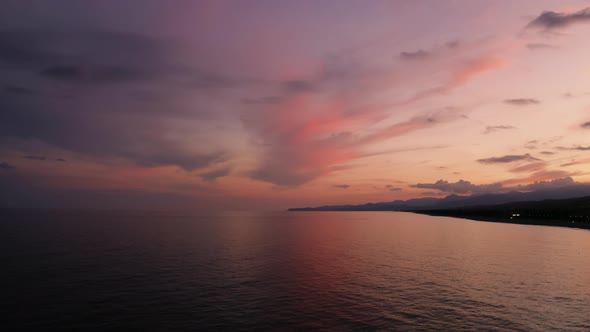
left=334, top=184, right=350, bottom=189
left=385, top=182, right=403, bottom=191
left=411, top=179, right=503, bottom=194
left=199, top=167, right=231, bottom=181
left=477, top=153, right=540, bottom=164
left=22, top=155, right=68, bottom=162
left=503, top=98, right=540, bottom=106
left=0, top=28, right=237, bottom=89
left=399, top=50, right=431, bottom=61
left=189, top=69, right=238, bottom=90
left=527, top=8, right=590, bottom=30
left=540, top=151, right=555, bottom=155
left=526, top=43, right=557, bottom=50
left=241, top=96, right=283, bottom=105
left=0, top=162, right=15, bottom=170
left=0, top=28, right=234, bottom=172
left=484, top=125, right=515, bottom=134
left=134, top=152, right=227, bottom=171
left=413, top=176, right=582, bottom=196
left=516, top=177, right=575, bottom=191
left=40, top=64, right=151, bottom=83
left=0, top=94, right=228, bottom=170
left=446, top=41, right=460, bottom=49
left=0, top=29, right=163, bottom=70
left=581, top=121, right=590, bottom=129
left=23, top=155, right=47, bottom=160
left=283, top=80, right=316, bottom=93
left=4, top=85, right=34, bottom=95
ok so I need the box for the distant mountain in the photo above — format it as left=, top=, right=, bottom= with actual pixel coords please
left=288, top=184, right=590, bottom=211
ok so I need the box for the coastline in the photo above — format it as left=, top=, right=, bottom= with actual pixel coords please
left=411, top=211, right=590, bottom=231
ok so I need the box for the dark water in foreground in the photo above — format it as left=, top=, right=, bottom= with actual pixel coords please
left=2, top=210, right=590, bottom=331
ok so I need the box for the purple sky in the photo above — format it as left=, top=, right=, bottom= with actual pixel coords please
left=1, top=1, right=590, bottom=209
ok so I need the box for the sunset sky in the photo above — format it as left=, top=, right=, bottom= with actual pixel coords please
left=1, top=0, right=590, bottom=210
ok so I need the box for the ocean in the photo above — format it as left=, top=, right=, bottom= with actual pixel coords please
left=3, top=210, right=590, bottom=331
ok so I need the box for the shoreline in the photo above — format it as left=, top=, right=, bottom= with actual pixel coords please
left=411, top=211, right=590, bottom=231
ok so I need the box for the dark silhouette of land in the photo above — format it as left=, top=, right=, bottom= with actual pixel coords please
left=412, top=196, right=590, bottom=230
left=289, top=188, right=590, bottom=230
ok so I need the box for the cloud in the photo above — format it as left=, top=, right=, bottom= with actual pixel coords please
left=484, top=125, right=515, bottom=134
left=411, top=179, right=503, bottom=194
left=4, top=85, right=34, bottom=95
left=0, top=162, right=15, bottom=170
left=516, top=177, right=576, bottom=191
left=526, top=43, right=557, bottom=50
left=581, top=121, right=590, bottom=129
left=560, top=159, right=590, bottom=167
left=503, top=98, right=540, bottom=106
left=398, top=55, right=507, bottom=105
left=241, top=96, right=283, bottom=105
left=0, top=28, right=238, bottom=90
left=508, top=162, right=546, bottom=173
left=56, top=158, right=66, bottom=162
left=134, top=151, right=228, bottom=171
left=477, top=153, right=540, bottom=164
left=527, top=8, right=590, bottom=30
left=385, top=184, right=402, bottom=192
left=0, top=28, right=235, bottom=172
left=399, top=50, right=431, bottom=61
left=283, top=80, right=317, bottom=93
left=540, top=151, right=555, bottom=155
left=334, top=184, right=350, bottom=189
left=23, top=155, right=47, bottom=160
left=412, top=175, right=580, bottom=196
left=452, top=56, right=506, bottom=86
left=502, top=170, right=573, bottom=187
left=40, top=64, right=151, bottom=83
left=199, top=167, right=231, bottom=181
left=556, top=146, right=590, bottom=151
left=358, top=107, right=464, bottom=145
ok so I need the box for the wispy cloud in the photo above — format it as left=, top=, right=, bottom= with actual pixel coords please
left=526, top=43, right=557, bottom=50
left=23, top=155, right=47, bottom=160
left=199, top=167, right=231, bottom=181
left=477, top=153, right=540, bottom=164
left=334, top=184, right=350, bottom=189
left=385, top=184, right=402, bottom=192
left=484, top=125, right=515, bottom=134
left=508, top=162, right=546, bottom=173
left=399, top=49, right=431, bottom=61
left=503, top=98, right=540, bottom=106
left=560, top=160, right=590, bottom=167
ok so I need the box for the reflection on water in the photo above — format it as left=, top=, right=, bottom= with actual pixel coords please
left=2, top=210, right=590, bottom=331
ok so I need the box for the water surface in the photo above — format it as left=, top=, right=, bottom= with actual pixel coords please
left=3, top=210, right=590, bottom=331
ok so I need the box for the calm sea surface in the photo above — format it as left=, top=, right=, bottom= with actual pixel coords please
left=2, top=210, right=590, bottom=331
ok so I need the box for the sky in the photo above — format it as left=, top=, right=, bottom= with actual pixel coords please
left=1, top=0, right=590, bottom=210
